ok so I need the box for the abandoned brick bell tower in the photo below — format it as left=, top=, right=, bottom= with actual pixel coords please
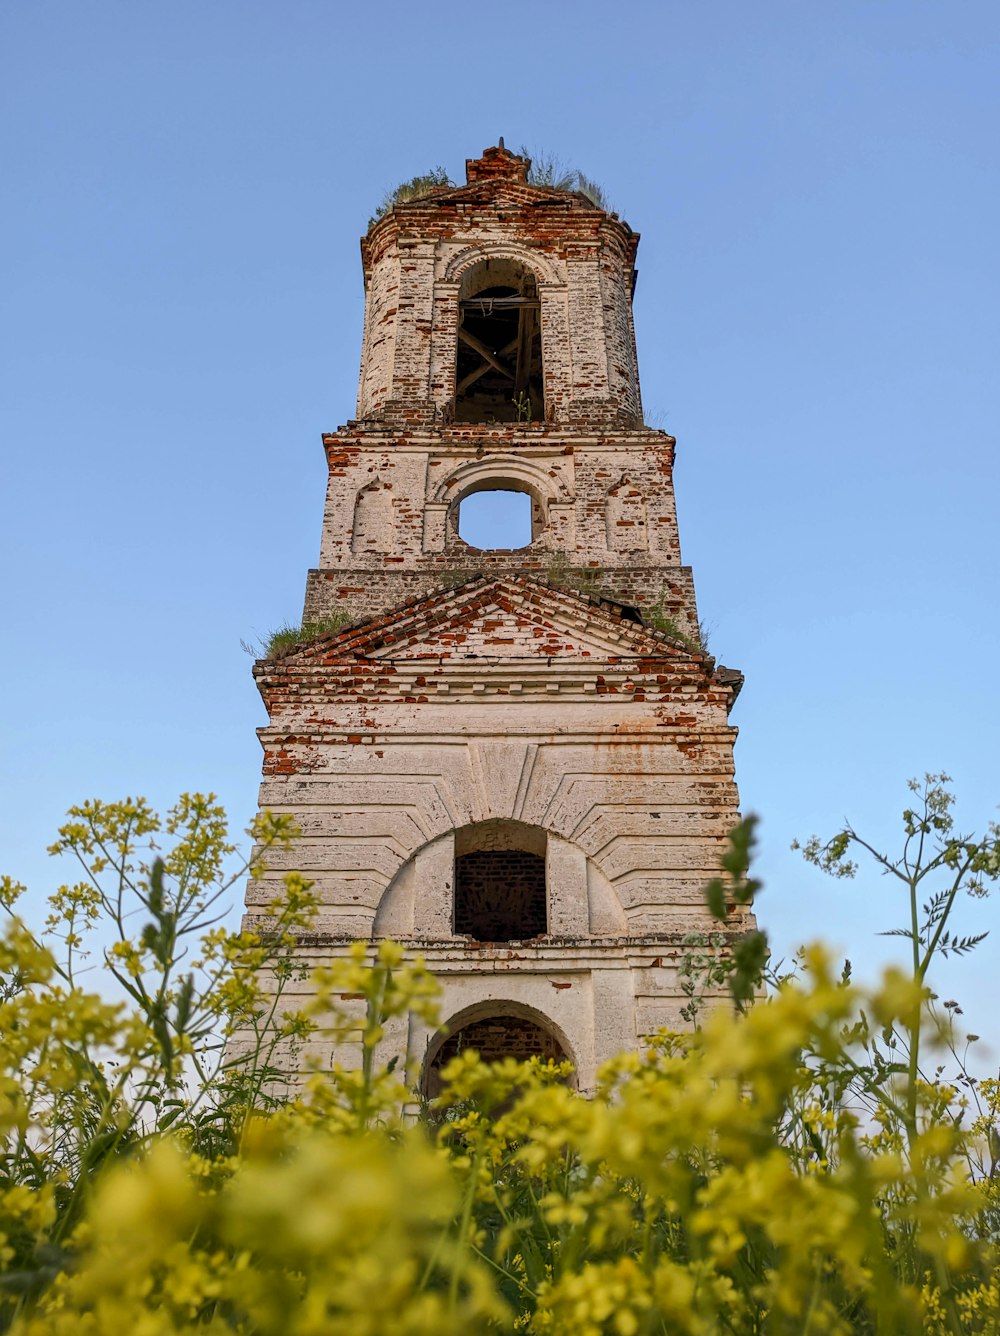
left=245, top=144, right=753, bottom=1093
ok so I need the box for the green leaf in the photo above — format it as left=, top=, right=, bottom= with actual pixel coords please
left=705, top=877, right=727, bottom=924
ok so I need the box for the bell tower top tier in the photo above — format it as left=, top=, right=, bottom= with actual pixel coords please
left=358, top=144, right=642, bottom=426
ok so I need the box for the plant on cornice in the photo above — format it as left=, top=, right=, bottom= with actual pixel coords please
left=642, top=406, right=671, bottom=430
left=645, top=590, right=707, bottom=653
left=266, top=612, right=355, bottom=658
left=242, top=611, right=355, bottom=661
left=520, top=146, right=609, bottom=209
left=369, top=167, right=453, bottom=227
left=366, top=151, right=613, bottom=232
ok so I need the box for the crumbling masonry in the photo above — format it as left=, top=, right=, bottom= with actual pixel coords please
left=242, top=144, right=755, bottom=1092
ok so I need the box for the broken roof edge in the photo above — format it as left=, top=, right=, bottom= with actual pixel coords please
left=465, top=142, right=531, bottom=183
left=363, top=144, right=632, bottom=244
left=362, top=180, right=624, bottom=245
left=254, top=572, right=716, bottom=672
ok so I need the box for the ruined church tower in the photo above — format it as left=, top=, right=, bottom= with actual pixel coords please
left=245, top=145, right=752, bottom=1092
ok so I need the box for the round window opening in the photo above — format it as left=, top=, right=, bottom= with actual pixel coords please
left=457, top=488, right=533, bottom=550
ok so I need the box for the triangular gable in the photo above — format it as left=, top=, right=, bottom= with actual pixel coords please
left=376, top=173, right=604, bottom=220
left=286, top=577, right=704, bottom=666
left=419, top=179, right=598, bottom=210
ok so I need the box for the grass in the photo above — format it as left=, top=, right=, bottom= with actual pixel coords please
left=369, top=167, right=452, bottom=227
left=267, top=612, right=354, bottom=657
left=520, top=147, right=609, bottom=210
left=545, top=552, right=602, bottom=597
left=367, top=152, right=613, bottom=233
left=543, top=567, right=709, bottom=653
left=645, top=591, right=710, bottom=653
left=241, top=611, right=354, bottom=661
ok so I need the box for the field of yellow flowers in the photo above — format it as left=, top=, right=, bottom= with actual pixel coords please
left=1, top=779, right=998, bottom=1334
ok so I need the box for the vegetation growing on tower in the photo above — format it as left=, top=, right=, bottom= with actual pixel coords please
left=367, top=148, right=610, bottom=229
left=520, top=146, right=609, bottom=209
left=368, top=166, right=453, bottom=226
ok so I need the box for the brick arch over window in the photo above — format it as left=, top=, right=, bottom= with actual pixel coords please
left=371, top=821, right=627, bottom=941
left=422, top=999, right=576, bottom=1099
left=446, top=476, right=548, bottom=553
left=442, top=243, right=563, bottom=289
left=433, top=244, right=569, bottom=423
left=431, top=454, right=568, bottom=507
left=429, top=454, right=569, bottom=555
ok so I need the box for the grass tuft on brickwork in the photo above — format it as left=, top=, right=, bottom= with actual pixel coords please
left=646, top=591, right=710, bottom=654
left=544, top=551, right=602, bottom=597
left=367, top=154, right=610, bottom=227
left=369, top=167, right=453, bottom=226
left=266, top=612, right=354, bottom=658
left=240, top=612, right=355, bottom=660
left=521, top=147, right=609, bottom=209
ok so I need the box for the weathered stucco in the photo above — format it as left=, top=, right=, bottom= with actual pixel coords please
left=241, top=145, right=753, bottom=1094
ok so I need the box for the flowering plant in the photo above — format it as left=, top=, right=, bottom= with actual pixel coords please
left=1, top=778, right=998, bottom=1333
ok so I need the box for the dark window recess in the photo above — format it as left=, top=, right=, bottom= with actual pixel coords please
left=455, top=278, right=543, bottom=423
left=433, top=1016, right=563, bottom=1068
left=454, top=849, right=547, bottom=941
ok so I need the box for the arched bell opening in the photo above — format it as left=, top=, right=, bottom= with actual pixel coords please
left=455, top=258, right=544, bottom=423
left=422, top=1001, right=575, bottom=1099
left=454, top=820, right=547, bottom=943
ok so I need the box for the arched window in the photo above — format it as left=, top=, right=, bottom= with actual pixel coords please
left=455, top=259, right=543, bottom=423
left=423, top=1002, right=575, bottom=1098
left=456, top=487, right=534, bottom=550
left=454, top=821, right=547, bottom=942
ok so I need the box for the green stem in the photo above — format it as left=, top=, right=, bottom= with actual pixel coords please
left=448, top=1147, right=481, bottom=1309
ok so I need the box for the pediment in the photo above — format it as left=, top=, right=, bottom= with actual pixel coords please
left=437, top=179, right=589, bottom=207
left=286, top=577, right=704, bottom=667
left=387, top=178, right=599, bottom=218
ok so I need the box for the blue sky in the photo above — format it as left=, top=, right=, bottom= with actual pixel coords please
left=2, top=1, right=998, bottom=1059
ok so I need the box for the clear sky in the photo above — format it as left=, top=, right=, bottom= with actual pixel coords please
left=2, top=1, right=998, bottom=1062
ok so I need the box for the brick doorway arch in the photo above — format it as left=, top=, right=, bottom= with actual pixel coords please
left=422, top=1002, right=574, bottom=1099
